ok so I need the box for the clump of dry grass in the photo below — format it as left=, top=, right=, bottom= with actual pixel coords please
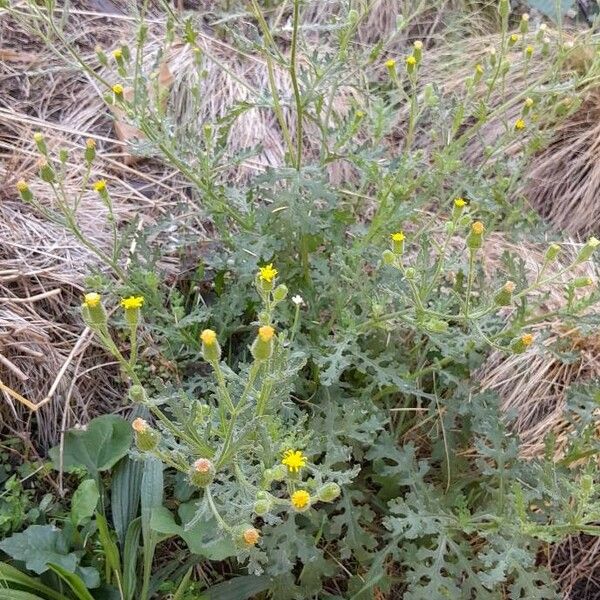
left=549, top=534, right=600, bottom=599
left=477, top=240, right=599, bottom=459
left=523, top=86, right=600, bottom=236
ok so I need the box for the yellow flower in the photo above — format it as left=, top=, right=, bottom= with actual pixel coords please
left=112, top=83, right=124, bottom=95
left=391, top=232, right=405, bottom=242
left=471, top=221, right=485, bottom=235
left=524, top=97, right=534, bottom=109
left=454, top=198, right=466, bottom=208
left=514, top=118, right=526, bottom=131
left=405, top=55, right=416, bottom=67
left=83, top=292, right=101, bottom=308
left=475, top=64, right=484, bottom=76
left=510, top=33, right=519, bottom=44
left=291, top=490, right=311, bottom=511
left=16, top=180, right=29, bottom=193
left=521, top=333, right=534, bottom=347
left=258, top=263, right=278, bottom=283
left=121, top=296, right=144, bottom=310
left=86, top=138, right=96, bottom=149
left=258, top=325, right=275, bottom=342
left=384, top=58, right=396, bottom=69
left=242, top=527, right=260, bottom=546
left=33, top=132, right=44, bottom=143
left=200, top=329, right=217, bottom=346
left=525, top=45, right=534, bottom=58
left=282, top=449, right=307, bottom=473
left=112, top=48, right=123, bottom=60
left=93, top=180, right=107, bottom=193
left=132, top=417, right=149, bottom=433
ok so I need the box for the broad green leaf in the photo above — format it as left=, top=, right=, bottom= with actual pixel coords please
left=122, top=518, right=141, bottom=600
left=71, top=480, right=99, bottom=527
left=49, top=415, right=132, bottom=476
left=111, top=456, right=143, bottom=545
left=149, top=506, right=181, bottom=537
left=47, top=564, right=95, bottom=600
left=0, top=526, right=77, bottom=575
left=0, top=590, right=47, bottom=600
left=0, top=562, right=65, bottom=600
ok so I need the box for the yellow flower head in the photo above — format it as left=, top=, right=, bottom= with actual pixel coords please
left=33, top=132, right=44, bottom=143
left=471, top=221, right=485, bottom=235
left=510, top=33, right=519, bottom=44
left=132, top=417, right=149, bottom=433
left=200, top=329, right=217, bottom=346
left=112, top=48, right=123, bottom=60
left=93, top=180, right=107, bottom=193
left=525, top=45, right=534, bottom=57
left=83, top=292, right=101, bottom=308
left=112, top=83, right=124, bottom=95
left=242, top=527, right=260, bottom=546
left=258, top=325, right=275, bottom=342
left=475, top=64, right=484, bottom=75
left=282, top=449, right=307, bottom=473
left=86, top=138, right=96, bottom=149
left=258, top=263, right=278, bottom=283
left=356, top=110, right=365, bottom=119
left=121, top=296, right=144, bottom=310
left=406, top=55, right=417, bottom=67
left=384, top=58, right=396, bottom=69
left=514, top=118, right=526, bottom=131
left=521, top=333, right=534, bottom=347
left=524, top=97, right=534, bottom=108
left=391, top=231, right=405, bottom=242
left=291, top=490, right=311, bottom=511
left=16, top=180, right=29, bottom=193
left=454, top=198, right=466, bottom=208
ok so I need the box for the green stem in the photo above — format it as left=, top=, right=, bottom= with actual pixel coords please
left=290, top=0, right=303, bottom=170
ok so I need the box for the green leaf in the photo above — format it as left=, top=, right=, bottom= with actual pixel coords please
left=71, top=480, right=99, bottom=527
left=149, top=506, right=181, bottom=537
left=111, top=456, right=143, bottom=546
left=47, top=564, right=95, bottom=600
left=0, top=590, right=48, bottom=600
left=0, top=562, right=66, bottom=600
left=0, top=525, right=77, bottom=575
left=49, top=415, right=132, bottom=476
left=205, top=575, right=271, bottom=600
left=122, top=518, right=141, bottom=600
left=95, top=513, right=121, bottom=578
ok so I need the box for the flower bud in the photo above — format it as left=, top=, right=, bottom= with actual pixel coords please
left=523, top=97, right=534, bottom=115
left=520, top=13, right=529, bottom=34
left=525, top=45, right=534, bottom=59
left=95, top=45, right=108, bottom=66
left=348, top=9, right=358, bottom=26
left=188, top=458, right=215, bottom=488
left=251, top=326, right=275, bottom=361
left=511, top=333, right=534, bottom=354
left=390, top=231, right=405, bottom=254
left=452, top=197, right=466, bottom=220
left=494, top=281, right=515, bottom=306
left=571, top=276, right=594, bottom=289
left=498, top=0, right=510, bottom=19
left=254, top=497, right=271, bottom=516
left=466, top=221, right=485, bottom=250
left=81, top=292, right=106, bottom=327
left=129, top=384, right=147, bottom=403
left=84, top=138, right=96, bottom=163
left=132, top=418, right=160, bottom=451
left=382, top=249, right=395, bottom=265
left=233, top=524, right=260, bottom=549
left=576, top=237, right=600, bottom=263
left=384, top=58, right=396, bottom=76
left=16, top=180, right=33, bottom=202
left=508, top=33, right=519, bottom=48
left=112, top=83, right=124, bottom=98
left=405, top=267, right=416, bottom=279
left=413, top=40, right=423, bottom=63
left=424, top=319, right=449, bottom=333
left=273, top=284, right=288, bottom=302
left=545, top=243, right=561, bottom=262
left=33, top=132, right=47, bottom=155
left=200, top=329, right=221, bottom=363
left=39, top=160, right=55, bottom=183
left=121, top=295, right=144, bottom=328
left=405, top=54, right=417, bottom=74
left=263, top=464, right=287, bottom=484
left=318, top=482, right=341, bottom=503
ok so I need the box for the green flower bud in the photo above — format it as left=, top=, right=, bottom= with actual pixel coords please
left=382, top=249, right=395, bottom=265
left=576, top=237, right=600, bottom=263
left=254, top=498, right=271, bottom=516
left=348, top=8, right=358, bottom=26
left=545, top=243, right=561, bottom=262
left=84, top=139, right=96, bottom=163
left=424, top=319, right=449, bottom=333
left=520, top=13, right=529, bottom=34
left=317, top=482, right=341, bottom=503
left=81, top=293, right=106, bottom=327
left=200, top=329, right=221, bottom=364
left=95, top=45, right=108, bottom=66
left=233, top=524, right=260, bottom=549
left=273, top=284, right=288, bottom=302
left=132, top=418, right=160, bottom=451
left=39, top=160, right=55, bottom=183
left=129, top=384, right=147, bottom=403
left=405, top=54, right=417, bottom=74
left=466, top=221, right=485, bottom=250
left=571, top=276, right=594, bottom=289
left=498, top=0, right=510, bottom=19
left=189, top=458, right=215, bottom=488
left=390, top=231, right=405, bottom=254
left=405, top=267, right=416, bottom=280
left=33, top=132, right=47, bottom=155
left=511, top=333, right=534, bottom=354
left=413, top=40, right=423, bottom=63
left=16, top=180, right=33, bottom=202
left=494, top=281, right=515, bottom=306
left=452, top=197, right=467, bottom=221
left=251, top=326, right=275, bottom=361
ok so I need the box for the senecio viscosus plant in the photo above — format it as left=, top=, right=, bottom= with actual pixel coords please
left=79, top=265, right=343, bottom=563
